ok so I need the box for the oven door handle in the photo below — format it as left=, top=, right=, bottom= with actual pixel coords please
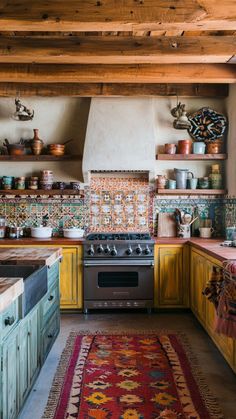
left=83, top=260, right=154, bottom=267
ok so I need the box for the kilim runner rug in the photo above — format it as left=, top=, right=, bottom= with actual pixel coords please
left=42, top=331, right=223, bottom=419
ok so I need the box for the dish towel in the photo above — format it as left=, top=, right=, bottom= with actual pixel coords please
left=203, top=260, right=236, bottom=339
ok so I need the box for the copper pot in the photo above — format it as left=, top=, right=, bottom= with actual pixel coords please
left=178, top=139, right=192, bottom=154
left=164, top=143, right=176, bottom=154
left=206, top=141, right=223, bottom=154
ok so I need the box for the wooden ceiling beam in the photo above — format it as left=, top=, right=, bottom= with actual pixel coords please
left=0, top=1, right=236, bottom=32
left=0, top=63, right=235, bottom=83
left=0, top=83, right=228, bottom=97
left=0, top=36, right=235, bottom=64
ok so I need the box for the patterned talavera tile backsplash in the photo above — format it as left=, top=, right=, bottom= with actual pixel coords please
left=0, top=196, right=88, bottom=236
left=89, top=174, right=150, bottom=232
left=0, top=189, right=235, bottom=238
left=153, top=196, right=225, bottom=237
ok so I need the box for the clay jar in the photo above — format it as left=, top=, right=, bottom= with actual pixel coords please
left=178, top=139, right=192, bottom=154
left=156, top=175, right=167, bottom=189
left=164, top=143, right=176, bottom=154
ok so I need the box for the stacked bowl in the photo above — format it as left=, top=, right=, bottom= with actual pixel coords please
left=40, top=170, right=53, bottom=190
left=48, top=144, right=65, bottom=156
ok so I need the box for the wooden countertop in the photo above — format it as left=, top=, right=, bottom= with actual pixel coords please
left=154, top=237, right=236, bottom=263
left=0, top=247, right=62, bottom=267
left=0, top=277, right=23, bottom=313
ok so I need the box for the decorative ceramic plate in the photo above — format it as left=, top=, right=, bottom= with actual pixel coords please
left=188, top=107, right=227, bottom=142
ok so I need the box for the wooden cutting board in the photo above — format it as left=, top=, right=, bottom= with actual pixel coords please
left=157, top=212, right=177, bottom=237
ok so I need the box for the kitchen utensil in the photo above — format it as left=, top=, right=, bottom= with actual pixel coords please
left=177, top=224, right=191, bottom=238
left=188, top=178, right=198, bottom=189
left=157, top=213, right=176, bottom=237
left=183, top=213, right=192, bottom=224
left=178, top=139, right=192, bottom=154
left=156, top=175, right=167, bottom=189
left=31, top=226, right=52, bottom=238
left=167, top=179, right=176, bottom=189
left=48, top=144, right=65, bottom=156
left=206, top=140, right=223, bottom=154
left=199, top=227, right=214, bottom=238
left=174, top=168, right=193, bottom=189
left=188, top=216, right=199, bottom=226
left=193, top=142, right=206, bottom=154
left=3, top=140, right=25, bottom=156
left=198, top=177, right=210, bottom=189
left=7, top=226, right=24, bottom=239
left=164, top=143, right=176, bottom=154
left=63, top=228, right=84, bottom=238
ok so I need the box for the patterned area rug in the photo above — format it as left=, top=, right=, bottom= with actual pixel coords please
left=42, top=332, right=223, bottom=419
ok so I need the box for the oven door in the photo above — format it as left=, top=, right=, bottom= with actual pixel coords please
left=83, top=259, right=154, bottom=301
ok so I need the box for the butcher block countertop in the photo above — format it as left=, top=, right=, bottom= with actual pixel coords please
left=0, top=277, right=23, bottom=313
left=154, top=237, right=236, bottom=263
left=0, top=247, right=62, bottom=267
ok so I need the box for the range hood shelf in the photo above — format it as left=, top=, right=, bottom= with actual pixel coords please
left=157, top=189, right=226, bottom=195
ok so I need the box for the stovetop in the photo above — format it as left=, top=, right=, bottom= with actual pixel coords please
left=84, top=232, right=154, bottom=259
left=86, top=232, right=151, bottom=241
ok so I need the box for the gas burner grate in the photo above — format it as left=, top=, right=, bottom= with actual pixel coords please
left=86, top=232, right=151, bottom=241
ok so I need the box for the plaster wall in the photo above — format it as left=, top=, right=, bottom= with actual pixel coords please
left=83, top=96, right=227, bottom=184
left=226, top=84, right=236, bottom=196
left=0, top=97, right=90, bottom=181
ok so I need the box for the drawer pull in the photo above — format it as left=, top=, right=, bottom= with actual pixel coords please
left=48, top=333, right=54, bottom=339
left=4, top=316, right=15, bottom=326
left=48, top=295, right=54, bottom=301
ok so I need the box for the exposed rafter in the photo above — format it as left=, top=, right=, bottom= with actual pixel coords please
left=0, top=1, right=236, bottom=32
left=0, top=36, right=235, bottom=64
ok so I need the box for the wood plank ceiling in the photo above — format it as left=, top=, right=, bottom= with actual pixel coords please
left=0, top=0, right=235, bottom=96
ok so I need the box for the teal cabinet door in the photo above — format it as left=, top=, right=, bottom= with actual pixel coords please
left=28, top=307, right=40, bottom=384
left=18, top=321, right=29, bottom=406
left=2, top=329, right=18, bottom=419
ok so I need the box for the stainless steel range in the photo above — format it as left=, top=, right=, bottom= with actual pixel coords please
left=83, top=232, right=154, bottom=313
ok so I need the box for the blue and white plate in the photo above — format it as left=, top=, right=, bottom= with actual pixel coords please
left=188, top=107, right=227, bottom=142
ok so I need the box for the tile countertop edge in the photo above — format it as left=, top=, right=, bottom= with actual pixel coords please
left=0, top=238, right=85, bottom=245
left=0, top=247, right=63, bottom=268
left=0, top=277, right=24, bottom=313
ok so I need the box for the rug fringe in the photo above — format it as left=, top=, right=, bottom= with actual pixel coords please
left=42, top=329, right=224, bottom=419
left=41, top=333, right=77, bottom=419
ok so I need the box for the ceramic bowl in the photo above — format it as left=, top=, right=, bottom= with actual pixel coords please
left=31, top=226, right=52, bottom=238
left=63, top=228, right=84, bottom=238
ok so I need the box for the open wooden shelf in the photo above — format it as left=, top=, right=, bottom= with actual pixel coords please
left=0, top=154, right=82, bottom=161
left=0, top=189, right=83, bottom=196
left=157, top=189, right=226, bottom=195
left=156, top=154, right=227, bottom=160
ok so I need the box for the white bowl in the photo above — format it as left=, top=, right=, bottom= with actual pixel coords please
left=31, top=226, right=52, bottom=238
left=63, top=228, right=84, bottom=238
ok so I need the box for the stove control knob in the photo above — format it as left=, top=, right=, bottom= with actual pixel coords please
left=87, top=245, right=95, bottom=256
left=144, top=245, right=151, bottom=255
left=97, top=245, right=104, bottom=254
left=126, top=246, right=132, bottom=256
left=110, top=246, right=117, bottom=256
left=104, top=245, right=110, bottom=254
left=136, top=245, right=142, bottom=255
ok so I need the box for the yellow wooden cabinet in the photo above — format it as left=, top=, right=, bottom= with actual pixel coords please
left=0, top=244, right=83, bottom=310
left=154, top=244, right=189, bottom=308
left=190, top=248, right=235, bottom=372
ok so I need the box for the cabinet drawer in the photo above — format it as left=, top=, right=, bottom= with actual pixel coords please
left=47, top=261, right=59, bottom=288
left=40, top=282, right=59, bottom=329
left=41, top=308, right=60, bottom=362
left=0, top=299, right=19, bottom=340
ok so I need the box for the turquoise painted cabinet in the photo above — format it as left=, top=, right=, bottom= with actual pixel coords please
left=0, top=260, right=60, bottom=419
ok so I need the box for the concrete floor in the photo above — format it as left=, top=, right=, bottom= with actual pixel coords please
left=18, top=311, right=236, bottom=419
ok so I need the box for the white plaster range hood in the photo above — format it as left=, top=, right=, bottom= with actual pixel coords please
left=82, top=98, right=156, bottom=183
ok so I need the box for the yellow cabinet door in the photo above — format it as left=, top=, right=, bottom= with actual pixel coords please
left=155, top=245, right=189, bottom=308
left=59, top=246, right=83, bottom=310
left=190, top=250, right=206, bottom=324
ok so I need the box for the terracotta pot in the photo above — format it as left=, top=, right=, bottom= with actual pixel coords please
left=206, top=141, right=223, bottom=154
left=164, top=143, right=176, bottom=154
left=156, top=175, right=167, bottom=189
left=178, top=139, right=192, bottom=154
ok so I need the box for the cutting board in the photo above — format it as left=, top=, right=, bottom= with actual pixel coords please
left=157, top=212, right=176, bottom=237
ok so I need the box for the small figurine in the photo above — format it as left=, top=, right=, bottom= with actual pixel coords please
left=171, top=101, right=191, bottom=130
left=13, top=98, right=34, bottom=121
